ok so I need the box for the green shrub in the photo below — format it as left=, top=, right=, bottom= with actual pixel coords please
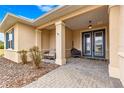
left=18, top=50, right=28, bottom=64
left=29, top=46, right=42, bottom=69
left=0, top=44, right=4, bottom=49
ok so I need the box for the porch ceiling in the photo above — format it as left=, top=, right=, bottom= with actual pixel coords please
left=64, top=6, right=109, bottom=30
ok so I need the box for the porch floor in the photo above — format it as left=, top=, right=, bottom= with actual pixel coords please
left=24, top=58, right=123, bottom=88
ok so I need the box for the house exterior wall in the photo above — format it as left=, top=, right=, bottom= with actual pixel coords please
left=49, top=30, right=56, bottom=49
left=41, top=30, right=50, bottom=51
left=65, top=27, right=73, bottom=58
left=119, top=6, right=124, bottom=86
left=4, top=24, right=19, bottom=62
left=72, top=24, right=109, bottom=59
left=18, top=23, right=36, bottom=50
left=4, top=50, right=19, bottom=62
left=18, top=23, right=37, bottom=62
left=72, top=30, right=80, bottom=50
left=35, top=30, right=42, bottom=50
left=3, top=6, right=107, bottom=63
left=4, top=23, right=40, bottom=63
left=109, top=5, right=124, bottom=86
left=41, top=29, right=56, bottom=50
left=41, top=27, right=72, bottom=58
left=109, top=6, right=120, bottom=79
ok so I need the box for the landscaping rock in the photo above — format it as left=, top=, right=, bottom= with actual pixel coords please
left=0, top=57, right=59, bottom=88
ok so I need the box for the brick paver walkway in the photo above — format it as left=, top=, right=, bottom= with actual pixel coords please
left=24, top=58, right=123, bottom=88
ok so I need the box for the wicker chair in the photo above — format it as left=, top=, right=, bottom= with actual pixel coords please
left=43, top=49, right=56, bottom=60
left=71, top=48, right=81, bottom=58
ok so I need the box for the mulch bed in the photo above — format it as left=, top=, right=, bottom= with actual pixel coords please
left=0, top=57, right=59, bottom=88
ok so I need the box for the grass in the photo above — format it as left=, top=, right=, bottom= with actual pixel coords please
left=0, top=49, right=4, bottom=57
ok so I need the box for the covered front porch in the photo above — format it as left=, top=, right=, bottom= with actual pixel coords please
left=35, top=5, right=124, bottom=86
left=38, top=5, right=109, bottom=65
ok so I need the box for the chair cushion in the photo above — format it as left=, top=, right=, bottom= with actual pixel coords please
left=71, top=48, right=81, bottom=57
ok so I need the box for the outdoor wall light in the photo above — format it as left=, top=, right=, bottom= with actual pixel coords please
left=88, top=20, right=92, bottom=29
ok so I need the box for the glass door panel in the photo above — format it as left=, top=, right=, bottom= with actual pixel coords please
left=93, top=31, right=105, bottom=57
left=83, top=32, right=92, bottom=56
left=82, top=29, right=105, bottom=58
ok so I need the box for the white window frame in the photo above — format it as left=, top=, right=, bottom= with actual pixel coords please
left=7, top=29, right=13, bottom=50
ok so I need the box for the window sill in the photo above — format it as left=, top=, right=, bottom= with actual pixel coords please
left=5, top=49, right=17, bottom=52
left=7, top=48, right=13, bottom=50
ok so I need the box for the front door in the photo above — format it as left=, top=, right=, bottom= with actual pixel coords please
left=82, top=29, right=105, bottom=58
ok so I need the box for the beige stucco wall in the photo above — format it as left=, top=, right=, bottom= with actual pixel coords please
left=4, top=50, right=19, bottom=62
left=119, top=55, right=124, bottom=86
left=41, top=30, right=56, bottom=51
left=118, top=6, right=124, bottom=86
left=41, top=30, right=49, bottom=50
left=72, top=29, right=81, bottom=50
left=4, top=24, right=20, bottom=62
left=18, top=23, right=36, bottom=50
left=4, top=23, right=41, bottom=63
left=49, top=30, right=56, bottom=49
left=109, top=6, right=120, bottom=78
left=18, top=23, right=39, bottom=62
left=36, top=30, right=42, bottom=50
left=109, top=6, right=124, bottom=86
left=65, top=27, right=73, bottom=57
left=72, top=24, right=109, bottom=59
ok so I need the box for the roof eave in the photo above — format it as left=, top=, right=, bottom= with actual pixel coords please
left=34, top=5, right=65, bottom=22
left=0, top=13, right=34, bottom=32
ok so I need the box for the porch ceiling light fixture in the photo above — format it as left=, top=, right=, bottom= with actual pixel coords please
left=88, top=20, right=92, bottom=29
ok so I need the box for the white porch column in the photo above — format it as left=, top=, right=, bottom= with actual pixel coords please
left=35, top=29, right=42, bottom=51
left=109, top=5, right=120, bottom=79
left=118, top=6, right=124, bottom=86
left=55, top=21, right=66, bottom=65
